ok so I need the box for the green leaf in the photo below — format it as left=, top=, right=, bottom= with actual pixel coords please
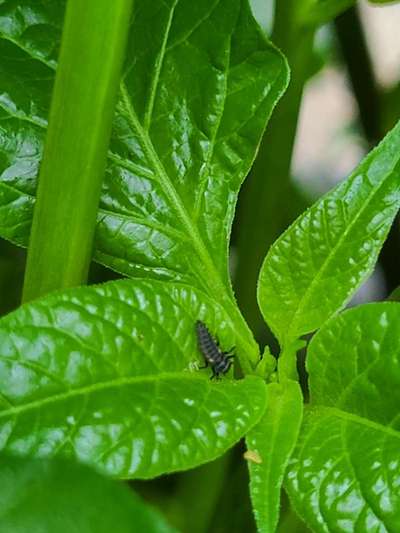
left=258, top=120, right=400, bottom=347
left=246, top=380, right=303, bottom=533
left=297, top=0, right=356, bottom=27
left=0, top=455, right=175, bottom=533
left=0, top=0, right=289, bottom=366
left=0, top=279, right=267, bottom=479
left=286, top=303, right=400, bottom=532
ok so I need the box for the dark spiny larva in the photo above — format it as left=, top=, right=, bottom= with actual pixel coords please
left=195, top=320, right=235, bottom=379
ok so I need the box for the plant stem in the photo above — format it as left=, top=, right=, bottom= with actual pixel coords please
left=234, top=0, right=315, bottom=340
left=22, top=0, right=133, bottom=302
left=334, top=6, right=382, bottom=145
left=334, top=7, right=400, bottom=295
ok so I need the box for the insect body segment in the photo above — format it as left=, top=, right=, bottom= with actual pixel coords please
left=195, top=320, right=235, bottom=379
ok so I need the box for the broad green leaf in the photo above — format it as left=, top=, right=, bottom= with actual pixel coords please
left=0, top=279, right=267, bottom=479
left=0, top=0, right=289, bottom=363
left=297, top=0, right=356, bottom=26
left=246, top=380, right=303, bottom=533
left=286, top=303, right=400, bottom=532
left=0, top=455, right=175, bottom=533
left=258, top=120, right=400, bottom=347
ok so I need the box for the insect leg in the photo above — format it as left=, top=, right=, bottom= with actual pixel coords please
left=224, top=347, right=235, bottom=359
left=210, top=367, right=220, bottom=380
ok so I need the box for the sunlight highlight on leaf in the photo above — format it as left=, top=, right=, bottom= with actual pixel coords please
left=286, top=303, right=400, bottom=531
left=0, top=0, right=289, bottom=367
left=0, top=279, right=267, bottom=478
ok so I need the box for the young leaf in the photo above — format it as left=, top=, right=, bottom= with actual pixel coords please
left=0, top=0, right=289, bottom=366
left=0, top=279, right=267, bottom=479
left=286, top=303, right=400, bottom=532
left=246, top=380, right=303, bottom=533
left=0, top=455, right=175, bottom=533
left=258, top=120, right=400, bottom=347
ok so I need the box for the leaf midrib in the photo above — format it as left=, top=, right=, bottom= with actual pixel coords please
left=285, top=163, right=400, bottom=343
left=118, top=83, right=224, bottom=294
left=0, top=20, right=258, bottom=368
left=309, top=405, right=400, bottom=440
left=1, top=45, right=238, bottom=303
left=0, top=372, right=210, bottom=419
left=118, top=82, right=257, bottom=369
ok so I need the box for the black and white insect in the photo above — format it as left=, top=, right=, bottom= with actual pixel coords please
left=195, top=320, right=235, bottom=379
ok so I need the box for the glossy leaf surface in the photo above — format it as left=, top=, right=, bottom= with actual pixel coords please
left=0, top=455, right=175, bottom=532
left=246, top=380, right=303, bottom=533
left=0, top=0, right=288, bottom=363
left=286, top=303, right=400, bottom=532
left=0, top=279, right=267, bottom=479
left=258, top=120, right=400, bottom=346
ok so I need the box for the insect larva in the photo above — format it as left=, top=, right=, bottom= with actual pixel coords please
left=195, top=320, right=235, bottom=379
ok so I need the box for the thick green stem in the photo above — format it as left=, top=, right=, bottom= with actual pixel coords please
left=23, top=0, right=133, bottom=302
left=234, top=0, right=315, bottom=340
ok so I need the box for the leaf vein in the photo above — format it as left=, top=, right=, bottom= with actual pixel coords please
left=0, top=373, right=207, bottom=420
left=143, top=0, right=178, bottom=131
left=286, top=166, right=400, bottom=342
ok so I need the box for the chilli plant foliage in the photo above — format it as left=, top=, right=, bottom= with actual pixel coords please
left=0, top=0, right=399, bottom=532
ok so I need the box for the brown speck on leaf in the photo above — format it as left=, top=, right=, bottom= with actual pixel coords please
left=243, top=450, right=262, bottom=464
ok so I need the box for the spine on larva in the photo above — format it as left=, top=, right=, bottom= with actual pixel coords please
left=195, top=320, right=219, bottom=362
